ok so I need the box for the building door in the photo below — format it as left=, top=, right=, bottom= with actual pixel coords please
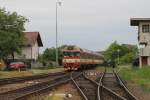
left=142, top=56, right=148, bottom=65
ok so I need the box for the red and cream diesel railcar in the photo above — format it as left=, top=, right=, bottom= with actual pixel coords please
left=62, top=46, right=104, bottom=70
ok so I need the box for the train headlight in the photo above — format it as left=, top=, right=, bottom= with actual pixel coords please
left=63, top=59, right=66, bottom=62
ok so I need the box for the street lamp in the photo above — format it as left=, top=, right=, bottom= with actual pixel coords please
left=56, top=1, right=62, bottom=66
left=117, top=49, right=120, bottom=66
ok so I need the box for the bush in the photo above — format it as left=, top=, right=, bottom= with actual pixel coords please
left=119, top=52, right=135, bottom=64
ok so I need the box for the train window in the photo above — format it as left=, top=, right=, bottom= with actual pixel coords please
left=77, top=53, right=80, bottom=56
left=74, top=52, right=80, bottom=56
left=63, top=52, right=69, bottom=57
left=70, top=53, right=74, bottom=57
left=63, top=52, right=80, bottom=57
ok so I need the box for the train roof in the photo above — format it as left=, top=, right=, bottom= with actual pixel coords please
left=63, top=45, right=104, bottom=57
left=63, top=45, right=81, bottom=51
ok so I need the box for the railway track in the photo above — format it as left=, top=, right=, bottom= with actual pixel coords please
left=99, top=69, right=138, bottom=100
left=0, top=72, right=65, bottom=86
left=71, top=72, right=99, bottom=100
left=71, top=69, right=138, bottom=100
left=0, top=72, right=81, bottom=100
left=0, top=72, right=67, bottom=94
left=0, top=68, right=138, bottom=100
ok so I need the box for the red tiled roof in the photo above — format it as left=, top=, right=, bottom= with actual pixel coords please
left=24, top=32, right=43, bottom=47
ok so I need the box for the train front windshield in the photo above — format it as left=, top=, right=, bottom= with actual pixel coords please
left=63, top=52, right=80, bottom=57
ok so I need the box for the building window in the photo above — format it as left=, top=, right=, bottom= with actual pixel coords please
left=142, top=24, right=150, bottom=33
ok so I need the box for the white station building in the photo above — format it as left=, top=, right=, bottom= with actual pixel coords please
left=131, top=18, right=150, bottom=68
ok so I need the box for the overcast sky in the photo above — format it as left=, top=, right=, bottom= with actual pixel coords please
left=1, top=0, right=149, bottom=52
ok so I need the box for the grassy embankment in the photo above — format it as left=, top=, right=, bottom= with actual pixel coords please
left=118, top=65, right=150, bottom=92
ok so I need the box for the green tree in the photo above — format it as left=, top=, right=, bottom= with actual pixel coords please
left=104, top=41, right=138, bottom=64
left=120, top=45, right=138, bottom=64
left=0, top=8, right=28, bottom=60
left=104, top=41, right=121, bottom=61
left=42, top=47, right=63, bottom=65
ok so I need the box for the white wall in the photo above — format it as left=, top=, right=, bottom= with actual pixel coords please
left=31, top=41, right=39, bottom=60
left=139, top=46, right=150, bottom=56
left=14, top=41, right=39, bottom=61
left=22, top=47, right=32, bottom=59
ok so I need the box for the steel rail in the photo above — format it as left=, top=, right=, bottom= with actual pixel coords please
left=99, top=69, right=126, bottom=100
left=99, top=68, right=138, bottom=100
left=71, top=72, right=100, bottom=100
left=97, top=67, right=106, bottom=100
left=0, top=72, right=71, bottom=100
left=0, top=72, right=65, bottom=86
left=102, top=85, right=127, bottom=100
left=83, top=72, right=101, bottom=100
left=97, top=71, right=104, bottom=100
left=13, top=71, right=81, bottom=100
left=83, top=72, right=99, bottom=85
left=14, top=77, right=71, bottom=100
left=71, top=72, right=88, bottom=100
left=114, top=70, right=138, bottom=100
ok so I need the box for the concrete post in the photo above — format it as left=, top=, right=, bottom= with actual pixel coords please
left=139, top=56, right=142, bottom=68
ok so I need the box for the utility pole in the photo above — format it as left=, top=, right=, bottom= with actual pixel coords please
left=117, top=49, right=120, bottom=66
left=56, top=1, right=61, bottom=67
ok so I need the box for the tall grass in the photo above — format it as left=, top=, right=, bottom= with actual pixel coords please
left=119, top=66, right=150, bottom=92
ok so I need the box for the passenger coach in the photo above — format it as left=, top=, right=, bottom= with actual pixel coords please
left=62, top=46, right=104, bottom=70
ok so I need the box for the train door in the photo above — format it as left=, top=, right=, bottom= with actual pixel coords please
left=141, top=56, right=148, bottom=66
